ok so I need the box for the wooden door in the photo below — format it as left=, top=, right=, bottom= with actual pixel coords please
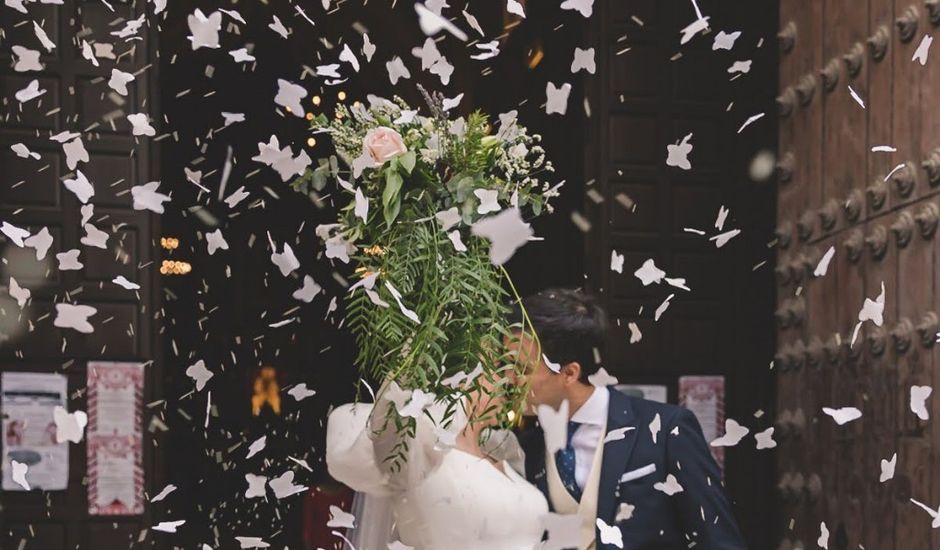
left=774, top=1, right=940, bottom=547
left=584, top=0, right=778, bottom=546
left=0, top=1, right=164, bottom=548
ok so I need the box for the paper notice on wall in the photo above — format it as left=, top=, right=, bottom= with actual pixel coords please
left=678, top=375, right=726, bottom=475
left=2, top=372, right=69, bottom=491
left=87, top=361, right=145, bottom=515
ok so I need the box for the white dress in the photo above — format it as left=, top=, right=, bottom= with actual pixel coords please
left=326, top=390, right=549, bottom=550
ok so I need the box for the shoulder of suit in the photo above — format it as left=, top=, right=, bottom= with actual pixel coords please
left=612, top=389, right=688, bottom=424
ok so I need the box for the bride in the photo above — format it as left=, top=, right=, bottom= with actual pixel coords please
left=326, top=370, right=549, bottom=550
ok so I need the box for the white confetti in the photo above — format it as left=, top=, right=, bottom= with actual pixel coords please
left=506, top=0, right=525, bottom=17
left=588, top=367, right=619, bottom=387
left=911, top=385, right=932, bottom=420
left=151, top=484, right=177, bottom=502
left=11, top=460, right=30, bottom=490
left=822, top=406, right=862, bottom=425
left=666, top=133, right=694, bottom=170
left=24, top=227, right=52, bottom=260
left=680, top=17, right=710, bottom=45
left=610, top=250, right=624, bottom=273
left=913, top=34, right=933, bottom=66
left=737, top=112, right=766, bottom=134
left=11, top=143, right=40, bottom=160
left=229, top=48, right=255, bottom=63
left=570, top=47, right=596, bottom=74
left=288, top=383, right=317, bottom=401
left=848, top=85, right=866, bottom=109
left=603, top=426, right=636, bottom=444
left=435, top=207, right=461, bottom=230
left=292, top=276, right=322, bottom=303
left=8, top=277, right=30, bottom=308
left=414, top=2, right=468, bottom=40
left=634, top=259, right=666, bottom=286
left=12, top=46, right=43, bottom=72
left=275, top=79, right=308, bottom=117
left=127, top=113, right=156, bottom=136
left=186, top=359, right=214, bottom=391
left=754, top=427, right=777, bottom=450
left=327, top=505, right=357, bottom=529
left=880, top=452, right=897, bottom=482
left=63, top=170, right=95, bottom=204
left=246, top=436, right=266, bottom=459
left=269, top=15, right=289, bottom=38
left=33, top=21, right=56, bottom=52
left=268, top=242, right=299, bottom=277
left=470, top=207, right=534, bottom=266
left=245, top=474, right=267, bottom=498
left=188, top=9, right=222, bottom=50
left=561, top=0, right=593, bottom=17
left=386, top=56, right=411, bottom=85
left=653, top=474, right=684, bottom=496
left=54, top=303, right=96, bottom=333
left=15, top=79, right=46, bottom=103
left=545, top=82, right=572, bottom=115
left=132, top=181, right=171, bottom=213
left=57, top=249, right=83, bottom=270
left=627, top=322, right=642, bottom=343
left=206, top=229, right=229, bottom=255
left=448, top=230, right=467, bottom=252
left=596, top=518, right=623, bottom=548
left=81, top=223, right=108, bottom=249
left=710, top=228, right=741, bottom=248
left=53, top=406, right=88, bottom=443
left=710, top=418, right=750, bottom=447
left=235, top=536, right=270, bottom=549
left=649, top=413, right=661, bottom=443
left=713, top=30, right=741, bottom=50
left=269, top=471, right=307, bottom=499
left=153, top=521, right=186, bottom=534
left=818, top=522, right=829, bottom=549
left=112, top=276, right=140, bottom=290
left=474, top=189, right=501, bottom=214
left=63, top=138, right=89, bottom=170
left=109, top=68, right=135, bottom=96
left=814, top=246, right=836, bottom=277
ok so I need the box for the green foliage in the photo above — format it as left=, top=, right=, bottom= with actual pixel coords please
left=289, top=92, right=556, bottom=469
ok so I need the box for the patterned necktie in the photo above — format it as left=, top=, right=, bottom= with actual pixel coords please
left=554, top=420, right=582, bottom=501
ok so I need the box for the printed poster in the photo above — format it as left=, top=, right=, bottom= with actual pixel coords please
left=2, top=372, right=69, bottom=491
left=678, top=375, right=726, bottom=475
left=87, top=361, right=145, bottom=515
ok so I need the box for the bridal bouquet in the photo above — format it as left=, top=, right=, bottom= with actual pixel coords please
left=291, top=89, right=558, bottom=465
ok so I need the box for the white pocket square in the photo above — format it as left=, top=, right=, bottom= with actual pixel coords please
left=620, top=463, right=657, bottom=483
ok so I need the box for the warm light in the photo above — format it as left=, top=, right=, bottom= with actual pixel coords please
left=160, top=260, right=192, bottom=275
left=284, top=106, right=292, bottom=113
left=252, top=367, right=281, bottom=416
left=337, top=90, right=347, bottom=101
left=353, top=100, right=361, bottom=108
left=305, top=112, right=314, bottom=121
left=312, top=95, right=322, bottom=106
left=306, top=137, right=317, bottom=147
left=160, top=237, right=179, bottom=250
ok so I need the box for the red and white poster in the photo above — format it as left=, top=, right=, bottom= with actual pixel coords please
left=678, top=375, right=726, bottom=475
left=87, top=361, right=145, bottom=515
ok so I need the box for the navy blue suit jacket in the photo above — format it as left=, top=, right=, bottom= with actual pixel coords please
left=518, top=389, right=748, bottom=549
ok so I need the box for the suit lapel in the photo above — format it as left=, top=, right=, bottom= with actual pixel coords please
left=596, top=390, right=638, bottom=523
left=519, top=423, right=553, bottom=512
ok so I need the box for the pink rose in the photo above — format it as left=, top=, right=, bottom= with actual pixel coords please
left=362, top=126, right=407, bottom=164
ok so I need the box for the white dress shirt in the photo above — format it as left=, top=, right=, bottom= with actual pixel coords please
left=568, top=386, right=609, bottom=490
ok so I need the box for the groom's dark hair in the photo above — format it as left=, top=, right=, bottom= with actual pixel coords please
left=508, top=288, right=608, bottom=384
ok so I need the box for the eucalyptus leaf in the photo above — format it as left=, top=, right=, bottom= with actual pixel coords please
left=399, top=150, right=417, bottom=174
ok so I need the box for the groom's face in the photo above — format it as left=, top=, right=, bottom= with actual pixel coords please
left=506, top=331, right=569, bottom=414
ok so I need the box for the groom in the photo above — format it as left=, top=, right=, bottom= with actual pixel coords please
left=509, top=288, right=747, bottom=549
